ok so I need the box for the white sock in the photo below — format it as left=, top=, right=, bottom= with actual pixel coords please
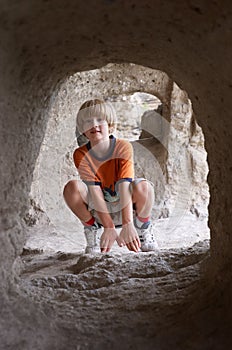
left=135, top=216, right=144, bottom=228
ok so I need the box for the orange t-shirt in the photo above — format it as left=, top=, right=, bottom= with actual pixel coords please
left=73, top=136, right=134, bottom=199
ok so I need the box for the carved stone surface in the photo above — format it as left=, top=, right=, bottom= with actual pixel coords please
left=0, top=1, right=232, bottom=348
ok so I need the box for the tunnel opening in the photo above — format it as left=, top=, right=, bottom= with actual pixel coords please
left=22, top=63, right=210, bottom=255
left=1, top=0, right=231, bottom=347
left=19, top=66, right=212, bottom=347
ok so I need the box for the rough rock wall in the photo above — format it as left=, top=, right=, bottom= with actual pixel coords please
left=166, top=83, right=209, bottom=218
left=0, top=0, right=232, bottom=347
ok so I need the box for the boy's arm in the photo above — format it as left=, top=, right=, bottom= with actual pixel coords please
left=118, top=181, right=133, bottom=224
left=118, top=181, right=141, bottom=252
left=88, top=186, right=121, bottom=252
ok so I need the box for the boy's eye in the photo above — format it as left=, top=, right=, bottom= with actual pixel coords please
left=85, top=118, right=104, bottom=124
left=83, top=117, right=106, bottom=131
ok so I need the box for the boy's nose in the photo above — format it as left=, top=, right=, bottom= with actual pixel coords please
left=92, top=118, right=98, bottom=126
left=91, top=118, right=100, bottom=128
left=89, top=120, right=97, bottom=129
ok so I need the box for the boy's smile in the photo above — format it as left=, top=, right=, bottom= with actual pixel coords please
left=90, top=128, right=100, bottom=134
left=83, top=117, right=110, bottom=145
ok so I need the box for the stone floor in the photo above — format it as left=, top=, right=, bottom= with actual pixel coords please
left=18, top=237, right=232, bottom=350
left=16, top=213, right=227, bottom=350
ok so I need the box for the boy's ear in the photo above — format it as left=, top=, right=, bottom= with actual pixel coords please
left=109, top=126, right=115, bottom=134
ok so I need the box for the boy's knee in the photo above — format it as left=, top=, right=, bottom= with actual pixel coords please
left=63, top=179, right=79, bottom=197
left=133, top=180, right=152, bottom=194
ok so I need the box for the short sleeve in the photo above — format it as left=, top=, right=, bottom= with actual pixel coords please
left=73, top=148, right=101, bottom=185
left=116, top=140, right=134, bottom=181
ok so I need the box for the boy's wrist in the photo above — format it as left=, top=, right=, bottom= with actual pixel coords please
left=122, top=219, right=133, bottom=226
left=103, top=223, right=115, bottom=229
left=96, top=212, right=115, bottom=228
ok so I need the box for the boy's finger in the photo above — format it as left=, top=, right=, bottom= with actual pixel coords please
left=137, top=237, right=141, bottom=248
left=127, top=241, right=139, bottom=252
left=101, top=247, right=109, bottom=253
left=116, top=236, right=125, bottom=247
left=126, top=242, right=133, bottom=251
left=101, top=238, right=112, bottom=252
left=100, top=242, right=107, bottom=252
left=130, top=238, right=139, bottom=252
left=135, top=237, right=141, bottom=249
left=134, top=238, right=141, bottom=251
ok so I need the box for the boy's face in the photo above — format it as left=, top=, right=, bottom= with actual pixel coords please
left=83, top=116, right=110, bottom=144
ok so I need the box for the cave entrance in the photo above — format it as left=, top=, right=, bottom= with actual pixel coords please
left=24, top=63, right=210, bottom=254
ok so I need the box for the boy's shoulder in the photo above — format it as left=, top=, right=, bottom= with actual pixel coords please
left=116, top=138, right=133, bottom=150
left=115, top=138, right=133, bottom=158
left=73, top=142, right=88, bottom=159
left=116, top=137, right=131, bottom=146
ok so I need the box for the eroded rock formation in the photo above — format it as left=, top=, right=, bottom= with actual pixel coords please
left=0, top=1, right=232, bottom=349
left=28, top=64, right=209, bottom=228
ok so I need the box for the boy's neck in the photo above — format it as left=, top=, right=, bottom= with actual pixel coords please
left=90, top=137, right=111, bottom=157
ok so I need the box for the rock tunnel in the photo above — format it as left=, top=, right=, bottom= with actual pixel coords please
left=0, top=1, right=232, bottom=349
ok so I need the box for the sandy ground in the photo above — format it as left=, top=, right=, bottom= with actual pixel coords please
left=24, top=213, right=209, bottom=254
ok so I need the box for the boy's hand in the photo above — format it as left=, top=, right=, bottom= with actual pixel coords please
left=100, top=227, right=119, bottom=253
left=119, top=222, right=141, bottom=252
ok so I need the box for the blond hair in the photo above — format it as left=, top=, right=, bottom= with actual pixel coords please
left=76, top=99, right=117, bottom=134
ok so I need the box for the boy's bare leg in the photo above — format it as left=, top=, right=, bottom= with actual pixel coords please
left=132, top=180, right=154, bottom=218
left=132, top=180, right=159, bottom=252
left=63, top=180, right=92, bottom=222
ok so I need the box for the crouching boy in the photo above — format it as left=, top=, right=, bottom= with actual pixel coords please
left=63, top=99, right=158, bottom=253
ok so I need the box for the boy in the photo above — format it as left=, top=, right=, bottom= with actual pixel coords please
left=63, top=99, right=158, bottom=253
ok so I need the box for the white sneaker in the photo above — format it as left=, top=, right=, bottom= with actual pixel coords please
left=134, top=221, right=159, bottom=252
left=84, top=222, right=102, bottom=254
